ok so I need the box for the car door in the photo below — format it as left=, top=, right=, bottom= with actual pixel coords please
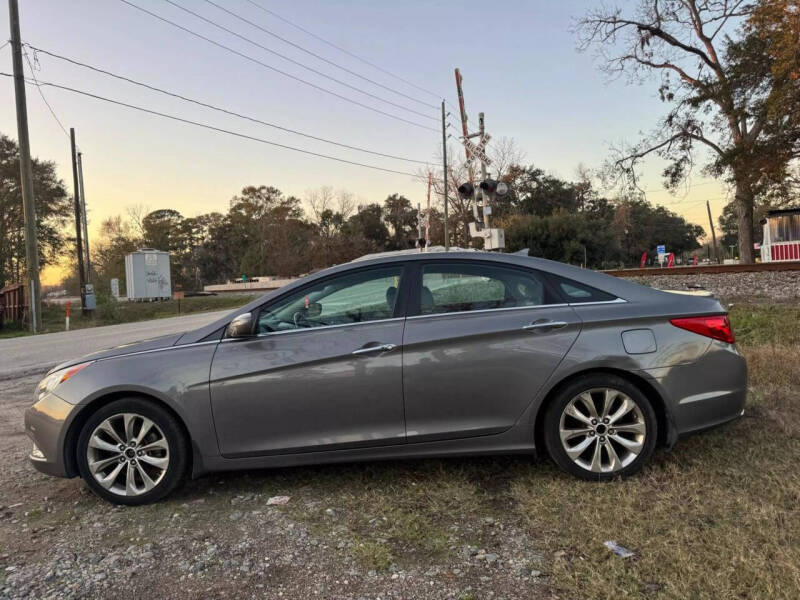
left=209, top=264, right=408, bottom=457
left=401, top=260, right=581, bottom=442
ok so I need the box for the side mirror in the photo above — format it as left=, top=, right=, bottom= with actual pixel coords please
left=226, top=312, right=254, bottom=338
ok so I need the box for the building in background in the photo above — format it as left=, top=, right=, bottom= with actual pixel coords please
left=760, top=208, right=800, bottom=262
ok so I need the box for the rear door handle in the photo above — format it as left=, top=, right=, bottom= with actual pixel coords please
left=352, top=343, right=397, bottom=356
left=523, top=320, right=568, bottom=332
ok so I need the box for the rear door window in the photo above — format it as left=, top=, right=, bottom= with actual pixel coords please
left=420, top=263, right=554, bottom=315
left=550, top=275, right=617, bottom=303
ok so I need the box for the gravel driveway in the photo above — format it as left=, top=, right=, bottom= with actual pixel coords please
left=0, top=373, right=553, bottom=600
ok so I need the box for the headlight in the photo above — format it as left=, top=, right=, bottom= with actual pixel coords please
left=36, top=362, right=92, bottom=400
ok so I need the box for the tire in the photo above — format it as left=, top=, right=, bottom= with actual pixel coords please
left=543, top=374, right=657, bottom=481
left=77, top=398, right=189, bottom=505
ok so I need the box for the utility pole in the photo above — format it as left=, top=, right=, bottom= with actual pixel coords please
left=9, top=0, right=42, bottom=333
left=416, top=203, right=422, bottom=247
left=425, top=172, right=432, bottom=248
left=77, top=152, right=91, bottom=277
left=70, top=128, right=88, bottom=315
left=442, top=100, right=449, bottom=251
left=455, top=69, right=479, bottom=224
left=478, top=112, right=489, bottom=229
left=706, top=200, right=719, bottom=264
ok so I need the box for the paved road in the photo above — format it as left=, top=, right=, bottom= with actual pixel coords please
left=0, top=310, right=230, bottom=380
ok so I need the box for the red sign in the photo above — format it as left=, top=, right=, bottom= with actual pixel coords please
left=667, top=253, right=675, bottom=268
left=65, top=300, right=70, bottom=318
left=640, top=252, right=647, bottom=268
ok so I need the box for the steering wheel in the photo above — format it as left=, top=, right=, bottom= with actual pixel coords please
left=293, top=310, right=310, bottom=328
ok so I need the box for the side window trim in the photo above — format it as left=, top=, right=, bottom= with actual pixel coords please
left=406, top=302, right=570, bottom=320
left=252, top=317, right=406, bottom=338
left=252, top=263, right=410, bottom=336
left=408, top=259, right=563, bottom=318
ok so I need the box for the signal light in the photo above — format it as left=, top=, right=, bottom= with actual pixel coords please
left=459, top=180, right=510, bottom=199
left=670, top=315, right=735, bottom=344
left=457, top=182, right=474, bottom=198
left=479, top=179, right=496, bottom=193
left=458, top=181, right=475, bottom=198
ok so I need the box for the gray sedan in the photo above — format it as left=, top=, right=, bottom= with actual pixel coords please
left=25, top=252, right=746, bottom=505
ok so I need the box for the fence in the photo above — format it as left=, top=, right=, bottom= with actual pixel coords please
left=0, top=283, right=27, bottom=326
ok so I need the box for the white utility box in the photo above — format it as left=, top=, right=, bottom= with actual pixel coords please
left=124, top=248, right=172, bottom=300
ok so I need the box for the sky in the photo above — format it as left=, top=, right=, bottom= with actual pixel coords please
left=0, top=0, right=731, bottom=284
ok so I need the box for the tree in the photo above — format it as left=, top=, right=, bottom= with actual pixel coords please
left=91, top=215, right=140, bottom=295
left=718, top=199, right=769, bottom=248
left=612, top=197, right=704, bottom=264
left=504, top=211, right=622, bottom=268
left=342, top=204, right=389, bottom=250
left=0, top=134, right=72, bottom=288
left=498, top=165, right=583, bottom=217
left=226, top=185, right=310, bottom=277
left=382, top=194, right=417, bottom=250
left=578, top=0, right=800, bottom=263
left=142, top=209, right=186, bottom=253
left=193, top=212, right=237, bottom=285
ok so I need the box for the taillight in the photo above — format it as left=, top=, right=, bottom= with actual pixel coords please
left=670, top=315, right=735, bottom=344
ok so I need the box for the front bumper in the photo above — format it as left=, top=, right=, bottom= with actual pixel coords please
left=24, top=392, right=77, bottom=478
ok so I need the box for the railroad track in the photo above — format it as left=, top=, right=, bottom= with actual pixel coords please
left=605, top=261, right=800, bottom=277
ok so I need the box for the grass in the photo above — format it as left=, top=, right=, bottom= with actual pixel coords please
left=0, top=294, right=258, bottom=338
left=503, top=305, right=800, bottom=599
left=728, top=303, right=800, bottom=346
left=259, top=302, right=800, bottom=596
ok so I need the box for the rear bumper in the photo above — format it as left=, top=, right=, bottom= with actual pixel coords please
left=24, top=392, right=76, bottom=478
left=642, top=342, right=748, bottom=436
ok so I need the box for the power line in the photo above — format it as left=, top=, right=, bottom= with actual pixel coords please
left=160, top=0, right=437, bottom=122
left=116, top=0, right=439, bottom=132
left=24, top=44, right=432, bottom=165
left=21, top=47, right=71, bottom=142
left=164, top=0, right=437, bottom=121
left=0, top=72, right=429, bottom=177
left=243, top=0, right=447, bottom=103
left=202, top=0, right=438, bottom=111
left=640, top=180, right=723, bottom=194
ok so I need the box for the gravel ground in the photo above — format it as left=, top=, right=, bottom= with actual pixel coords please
left=621, top=270, right=800, bottom=302
left=0, top=374, right=555, bottom=600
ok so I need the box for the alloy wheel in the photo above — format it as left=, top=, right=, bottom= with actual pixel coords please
left=558, top=387, right=646, bottom=474
left=86, top=413, right=170, bottom=496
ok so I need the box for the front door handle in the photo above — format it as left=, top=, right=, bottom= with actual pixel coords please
left=352, top=343, right=397, bottom=356
left=523, top=320, right=568, bottom=332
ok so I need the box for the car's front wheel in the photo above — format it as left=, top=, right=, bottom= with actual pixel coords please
left=543, top=374, right=657, bottom=480
left=77, top=398, right=189, bottom=505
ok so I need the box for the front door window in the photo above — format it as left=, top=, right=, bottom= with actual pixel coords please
left=257, top=266, right=404, bottom=334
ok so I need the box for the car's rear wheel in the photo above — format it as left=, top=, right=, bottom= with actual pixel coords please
left=77, top=398, right=189, bottom=505
left=543, top=374, right=657, bottom=480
